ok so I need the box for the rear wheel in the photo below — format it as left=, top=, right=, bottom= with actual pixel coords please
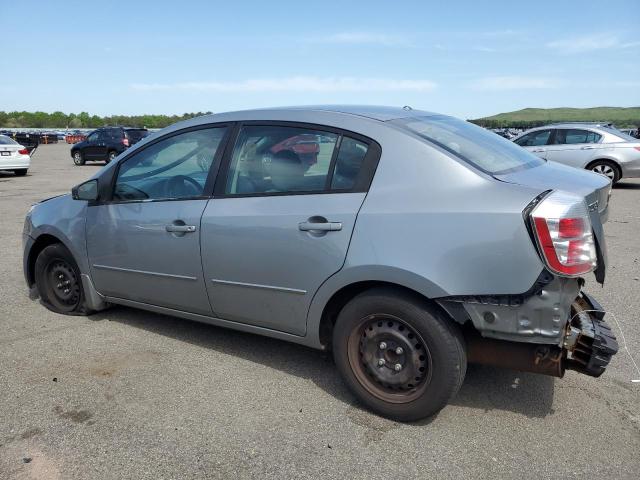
left=588, top=160, right=620, bottom=184
left=34, top=244, right=90, bottom=315
left=332, top=288, right=466, bottom=421
left=73, top=151, right=85, bottom=166
left=13, top=169, right=27, bottom=176
left=106, top=150, right=118, bottom=163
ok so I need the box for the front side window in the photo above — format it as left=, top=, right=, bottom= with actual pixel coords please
left=554, top=129, right=602, bottom=145
left=113, top=127, right=227, bottom=201
left=225, top=126, right=338, bottom=195
left=393, top=115, right=545, bottom=175
left=515, top=130, right=552, bottom=147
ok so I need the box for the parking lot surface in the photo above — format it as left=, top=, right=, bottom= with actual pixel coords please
left=1, top=143, right=639, bottom=479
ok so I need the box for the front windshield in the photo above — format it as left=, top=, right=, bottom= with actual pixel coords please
left=392, top=115, right=545, bottom=175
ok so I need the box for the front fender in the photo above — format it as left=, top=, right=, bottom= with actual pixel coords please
left=28, top=195, right=89, bottom=275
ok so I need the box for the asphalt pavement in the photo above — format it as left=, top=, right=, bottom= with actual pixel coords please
left=1, top=143, right=638, bottom=479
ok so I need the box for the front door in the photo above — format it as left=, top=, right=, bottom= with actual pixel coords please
left=86, top=125, right=229, bottom=315
left=83, top=131, right=102, bottom=160
left=514, top=128, right=553, bottom=159
left=201, top=124, right=377, bottom=335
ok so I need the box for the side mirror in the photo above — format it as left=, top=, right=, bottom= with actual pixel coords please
left=72, top=179, right=99, bottom=201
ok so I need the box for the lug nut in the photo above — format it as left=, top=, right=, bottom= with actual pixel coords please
left=394, top=363, right=402, bottom=371
left=378, top=358, right=386, bottom=366
left=395, top=347, right=404, bottom=355
left=379, top=342, right=387, bottom=350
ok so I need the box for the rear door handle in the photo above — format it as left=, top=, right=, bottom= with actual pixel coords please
left=531, top=148, right=545, bottom=153
left=299, top=221, right=342, bottom=232
left=581, top=145, right=596, bottom=150
left=165, top=224, right=196, bottom=233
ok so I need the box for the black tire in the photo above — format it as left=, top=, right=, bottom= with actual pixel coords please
left=588, top=160, right=620, bottom=184
left=13, top=169, right=27, bottom=176
left=106, top=150, right=117, bottom=163
left=73, top=151, right=85, bottom=166
left=34, top=243, right=91, bottom=315
left=333, top=288, right=466, bottom=422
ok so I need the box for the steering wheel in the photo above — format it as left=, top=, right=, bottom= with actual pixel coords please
left=165, top=175, right=202, bottom=198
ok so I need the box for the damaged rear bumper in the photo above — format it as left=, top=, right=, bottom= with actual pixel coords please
left=465, top=291, right=618, bottom=378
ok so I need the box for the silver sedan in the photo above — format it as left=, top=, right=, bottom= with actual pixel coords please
left=513, top=123, right=640, bottom=183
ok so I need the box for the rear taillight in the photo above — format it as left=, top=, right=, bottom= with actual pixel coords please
left=633, top=146, right=640, bottom=152
left=530, top=191, right=597, bottom=276
left=18, top=148, right=29, bottom=155
left=122, top=138, right=130, bottom=147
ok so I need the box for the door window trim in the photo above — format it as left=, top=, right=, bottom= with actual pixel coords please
left=100, top=123, right=233, bottom=205
left=212, top=120, right=382, bottom=198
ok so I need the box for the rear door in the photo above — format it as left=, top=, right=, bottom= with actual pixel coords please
left=201, top=124, right=380, bottom=335
left=513, top=129, right=553, bottom=159
left=544, top=128, right=604, bottom=168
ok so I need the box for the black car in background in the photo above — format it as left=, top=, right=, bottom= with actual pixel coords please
left=70, top=127, right=148, bottom=165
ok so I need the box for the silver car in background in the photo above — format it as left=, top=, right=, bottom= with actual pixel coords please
left=513, top=123, right=640, bottom=183
left=23, top=106, right=618, bottom=421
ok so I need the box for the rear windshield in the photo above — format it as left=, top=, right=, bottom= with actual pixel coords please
left=392, top=115, right=545, bottom=175
left=0, top=135, right=18, bottom=145
left=126, top=130, right=149, bottom=142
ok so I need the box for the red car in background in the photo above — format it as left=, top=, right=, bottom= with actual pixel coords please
left=270, top=134, right=320, bottom=168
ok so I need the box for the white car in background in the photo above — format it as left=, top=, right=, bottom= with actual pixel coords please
left=512, top=123, right=640, bottom=184
left=0, top=135, right=31, bottom=176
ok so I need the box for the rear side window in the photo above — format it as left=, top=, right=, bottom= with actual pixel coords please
left=514, top=130, right=552, bottom=146
left=225, top=126, right=339, bottom=195
left=332, top=137, right=368, bottom=190
left=0, top=135, right=17, bottom=145
left=554, top=129, right=601, bottom=145
left=393, top=115, right=544, bottom=175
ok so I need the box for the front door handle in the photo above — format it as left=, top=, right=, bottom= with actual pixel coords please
left=531, top=148, right=545, bottom=153
left=299, top=221, right=342, bottom=232
left=165, top=224, right=196, bottom=233
left=581, top=145, right=596, bottom=150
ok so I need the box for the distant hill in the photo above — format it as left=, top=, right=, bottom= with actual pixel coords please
left=470, top=107, right=640, bottom=128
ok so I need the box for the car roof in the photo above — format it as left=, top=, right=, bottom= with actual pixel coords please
left=199, top=105, right=438, bottom=123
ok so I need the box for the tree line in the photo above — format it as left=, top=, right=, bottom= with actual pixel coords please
left=469, top=118, right=640, bottom=129
left=0, top=111, right=212, bottom=129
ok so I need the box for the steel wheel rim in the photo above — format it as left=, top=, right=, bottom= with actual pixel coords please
left=347, top=314, right=432, bottom=404
left=592, top=164, right=614, bottom=179
left=46, top=259, right=80, bottom=311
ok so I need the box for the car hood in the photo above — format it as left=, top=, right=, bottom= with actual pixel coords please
left=495, top=160, right=610, bottom=283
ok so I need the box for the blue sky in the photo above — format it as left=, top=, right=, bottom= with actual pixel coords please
left=3, top=0, right=639, bottom=118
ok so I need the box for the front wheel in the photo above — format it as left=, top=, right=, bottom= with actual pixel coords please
left=73, top=151, right=85, bottom=166
left=34, top=244, right=91, bottom=315
left=589, top=160, right=620, bottom=184
left=13, top=169, right=28, bottom=176
left=332, top=288, right=466, bottom=422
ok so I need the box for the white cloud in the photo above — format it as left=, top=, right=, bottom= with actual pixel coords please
left=546, top=33, right=640, bottom=53
left=131, top=76, right=437, bottom=93
left=310, top=32, right=411, bottom=47
left=470, top=76, right=564, bottom=91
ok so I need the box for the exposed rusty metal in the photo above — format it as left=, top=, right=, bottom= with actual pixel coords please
left=466, top=335, right=565, bottom=377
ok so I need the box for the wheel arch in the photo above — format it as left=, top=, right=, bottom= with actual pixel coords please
left=308, top=266, right=454, bottom=350
left=585, top=158, right=622, bottom=178
left=26, top=233, right=64, bottom=287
